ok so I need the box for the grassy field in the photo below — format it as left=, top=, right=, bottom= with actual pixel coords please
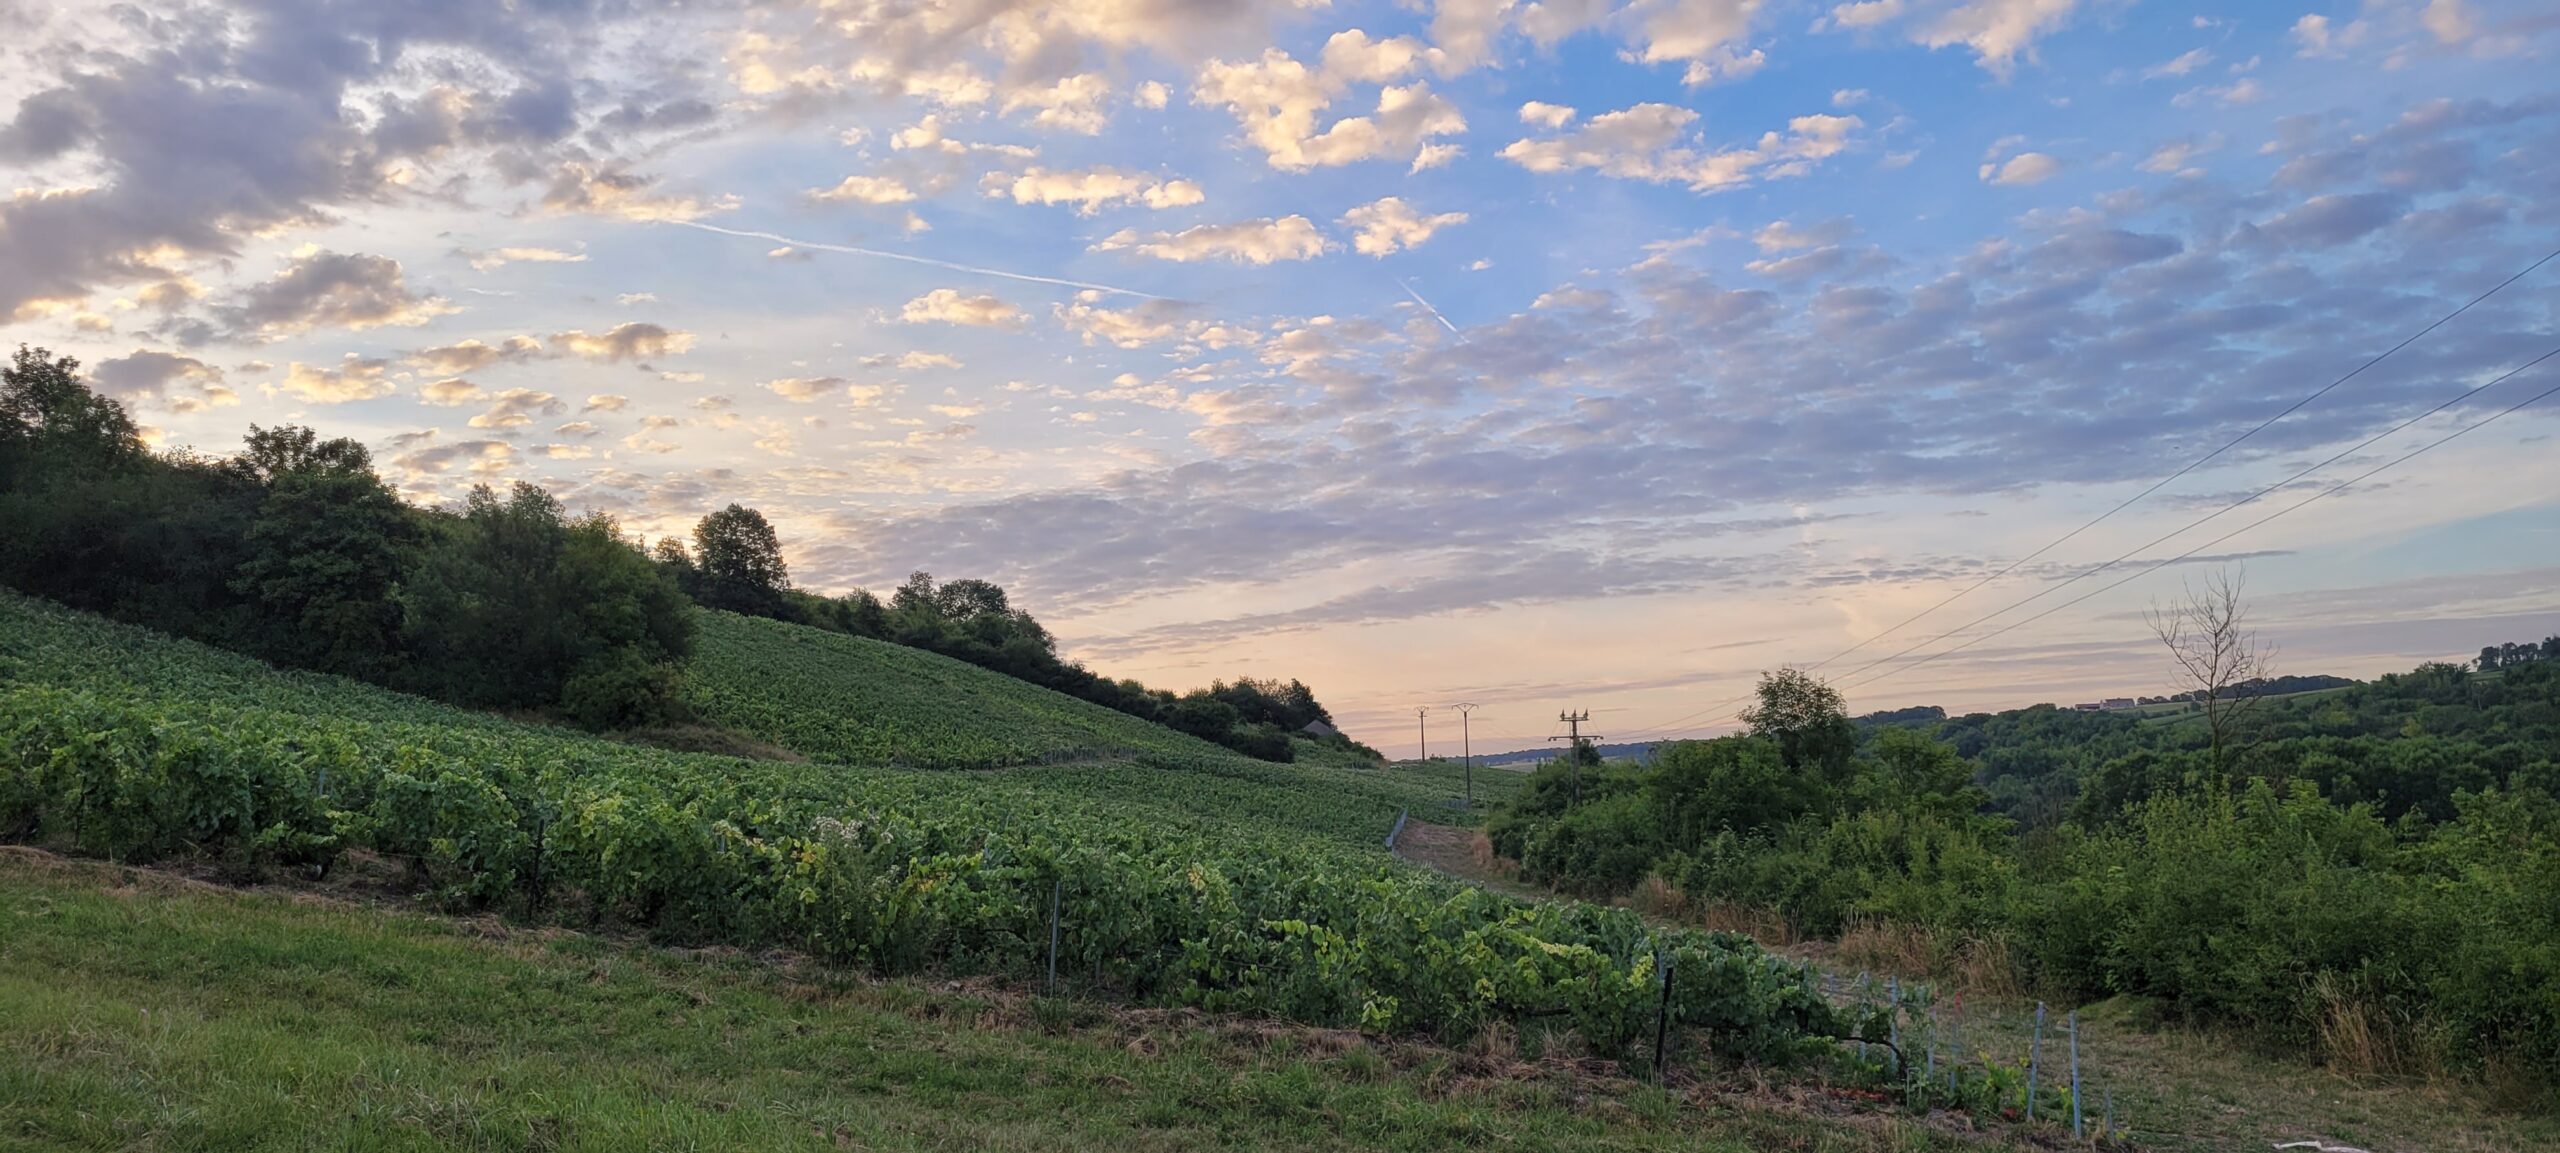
left=0, top=849, right=2019, bottom=1153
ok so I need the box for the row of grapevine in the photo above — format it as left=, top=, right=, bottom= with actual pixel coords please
left=0, top=686, right=1852, bottom=1064
left=0, top=590, right=1857, bottom=1062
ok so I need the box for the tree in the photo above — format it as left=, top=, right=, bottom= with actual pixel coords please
left=691, top=503, right=790, bottom=615
left=0, top=345, right=143, bottom=483
left=2481, top=645, right=2504, bottom=672
left=402, top=483, right=692, bottom=725
left=1739, top=666, right=1857, bottom=779
left=229, top=433, right=420, bottom=679
left=224, top=424, right=373, bottom=485
left=2148, top=567, right=2276, bottom=776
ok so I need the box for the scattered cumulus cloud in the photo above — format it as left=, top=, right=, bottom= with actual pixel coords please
left=1092, top=215, right=1334, bottom=264
left=901, top=287, right=1027, bottom=327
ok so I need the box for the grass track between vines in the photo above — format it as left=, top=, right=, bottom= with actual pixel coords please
left=3, top=848, right=2024, bottom=1153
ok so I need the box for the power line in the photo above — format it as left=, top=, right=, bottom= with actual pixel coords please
left=1616, top=255, right=2559, bottom=745
left=1800, top=247, right=2559, bottom=673
left=1826, top=344, right=2560, bottom=690
left=1837, top=363, right=2560, bottom=694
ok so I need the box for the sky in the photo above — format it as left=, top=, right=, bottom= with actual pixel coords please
left=5, top=0, right=2559, bottom=757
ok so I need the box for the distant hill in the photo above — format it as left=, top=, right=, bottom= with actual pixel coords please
left=1467, top=740, right=1663, bottom=767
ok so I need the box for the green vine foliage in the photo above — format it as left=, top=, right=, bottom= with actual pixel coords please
left=0, top=590, right=1854, bottom=1065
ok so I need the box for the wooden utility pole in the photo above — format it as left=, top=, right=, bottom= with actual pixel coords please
left=1451, top=702, right=1479, bottom=808
left=1416, top=706, right=1430, bottom=762
left=1550, top=710, right=1602, bottom=804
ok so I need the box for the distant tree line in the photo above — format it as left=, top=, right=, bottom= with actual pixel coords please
left=648, top=516, right=1359, bottom=763
left=0, top=346, right=1361, bottom=760
left=2478, top=635, right=2560, bottom=672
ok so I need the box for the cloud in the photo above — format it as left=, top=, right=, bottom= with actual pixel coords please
left=999, top=72, right=1114, bottom=133
left=1135, top=81, right=1171, bottom=109
left=392, top=438, right=515, bottom=476
left=2240, top=192, right=2409, bottom=250
left=808, top=174, right=920, bottom=204
left=901, top=287, right=1028, bottom=327
left=408, top=336, right=545, bottom=374
left=467, top=388, right=566, bottom=429
left=1342, top=197, right=1470, bottom=256
left=1754, top=217, right=1854, bottom=252
left=1824, top=0, right=2084, bottom=77
left=1980, top=151, right=2060, bottom=185
left=463, top=246, right=586, bottom=271
left=1192, top=35, right=1467, bottom=170
left=985, top=166, right=1206, bottom=214
left=552, top=323, right=696, bottom=362
left=2138, top=134, right=2223, bottom=176
left=2140, top=47, right=2212, bottom=79
left=420, top=378, right=487, bottom=406
left=0, top=2, right=654, bottom=318
left=766, top=376, right=852, bottom=402
left=1520, top=101, right=1577, bottom=129
left=1500, top=105, right=1862, bottom=192
left=544, top=164, right=736, bottom=222
left=1092, top=215, right=1334, bottom=264
left=583, top=395, right=629, bottom=412
left=91, top=350, right=222, bottom=403
left=216, top=250, right=455, bottom=341
left=275, top=356, right=394, bottom=404
left=2290, top=13, right=2368, bottom=57
left=1625, top=0, right=1770, bottom=86
left=1056, top=292, right=1199, bottom=347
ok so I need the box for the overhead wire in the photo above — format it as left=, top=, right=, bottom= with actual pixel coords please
left=1824, top=344, right=2560, bottom=689
left=1834, top=360, right=2560, bottom=694
left=1614, top=251, right=2559, bottom=744
left=1797, top=246, right=2560, bottom=673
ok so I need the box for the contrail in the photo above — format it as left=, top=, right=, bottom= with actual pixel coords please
left=1397, top=278, right=1461, bottom=335
left=661, top=220, right=1165, bottom=299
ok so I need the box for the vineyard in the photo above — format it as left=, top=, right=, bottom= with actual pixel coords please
left=683, top=609, right=1229, bottom=769
left=0, top=591, right=1853, bottom=1063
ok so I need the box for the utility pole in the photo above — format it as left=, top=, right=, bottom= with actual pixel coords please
left=1416, top=706, right=1430, bottom=762
left=1451, top=702, right=1478, bottom=808
left=1550, top=710, right=1601, bottom=804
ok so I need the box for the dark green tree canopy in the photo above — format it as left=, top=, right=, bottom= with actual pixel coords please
left=1739, top=666, right=1857, bottom=778
left=1, top=345, right=144, bottom=480
left=691, top=503, right=790, bottom=615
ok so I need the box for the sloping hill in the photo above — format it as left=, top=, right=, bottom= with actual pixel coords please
left=0, top=589, right=1834, bottom=1063
left=0, top=590, right=1484, bottom=849
left=681, top=609, right=1238, bottom=769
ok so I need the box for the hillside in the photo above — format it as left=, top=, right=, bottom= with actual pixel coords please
left=0, top=590, right=1831, bottom=1057
left=682, top=608, right=1273, bottom=769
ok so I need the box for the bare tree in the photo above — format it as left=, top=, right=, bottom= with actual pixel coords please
left=2148, top=567, right=2277, bottom=775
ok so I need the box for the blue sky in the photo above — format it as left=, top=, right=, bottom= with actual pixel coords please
left=5, top=0, right=2558, bottom=754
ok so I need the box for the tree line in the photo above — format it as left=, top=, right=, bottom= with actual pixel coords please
left=1489, top=657, right=2560, bottom=1096
left=2477, top=634, right=2560, bottom=671
left=0, top=346, right=1361, bottom=760
left=647, top=514, right=1358, bottom=762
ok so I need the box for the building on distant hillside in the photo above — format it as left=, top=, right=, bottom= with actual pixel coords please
left=1300, top=719, right=1340, bottom=739
left=2101, top=698, right=2136, bottom=710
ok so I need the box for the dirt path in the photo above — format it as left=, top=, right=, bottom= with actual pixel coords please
left=1390, top=822, right=2552, bottom=1153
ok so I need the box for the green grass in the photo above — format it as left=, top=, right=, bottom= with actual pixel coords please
left=0, top=850, right=2004, bottom=1153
